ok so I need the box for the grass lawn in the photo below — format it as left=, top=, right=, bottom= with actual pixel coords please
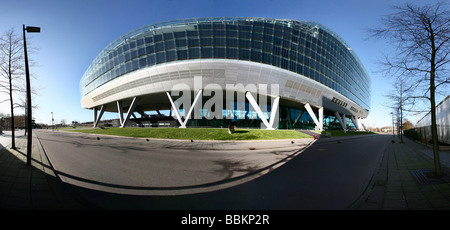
left=69, top=127, right=312, bottom=141
left=319, top=130, right=377, bottom=137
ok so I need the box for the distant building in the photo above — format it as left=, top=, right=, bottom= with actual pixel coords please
left=0, top=115, right=27, bottom=130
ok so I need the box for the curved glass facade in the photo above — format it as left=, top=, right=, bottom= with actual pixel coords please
left=80, top=17, right=370, bottom=111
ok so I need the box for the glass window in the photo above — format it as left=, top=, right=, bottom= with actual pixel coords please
left=272, top=55, right=280, bottom=67
left=146, top=45, right=154, bottom=54
left=132, top=59, right=139, bottom=71
left=198, top=23, right=212, bottom=30
left=238, top=25, right=251, bottom=32
left=226, top=30, right=238, bottom=37
left=129, top=41, right=136, bottom=49
left=251, top=50, right=261, bottom=62
left=187, top=30, right=198, bottom=37
left=126, top=62, right=132, bottom=73
left=163, top=33, right=174, bottom=40
left=145, top=36, right=153, bottom=44
left=124, top=52, right=131, bottom=61
left=177, top=50, right=187, bottom=60
left=250, top=40, right=262, bottom=52
left=200, top=37, right=212, bottom=46
left=281, top=58, right=288, bottom=69
left=137, top=39, right=144, bottom=47
left=213, top=29, right=225, bottom=37
left=139, top=57, right=147, bottom=68
left=262, top=53, right=272, bottom=64
left=253, top=24, right=264, bottom=33
left=213, top=37, right=225, bottom=46
left=188, top=38, right=200, bottom=47
left=238, top=39, right=250, bottom=48
left=156, top=52, right=166, bottom=64
left=262, top=42, right=272, bottom=52
left=273, top=46, right=281, bottom=55
left=239, top=31, right=251, bottom=39
left=212, top=22, right=224, bottom=30
left=226, top=38, right=238, bottom=47
left=174, top=31, right=186, bottom=38
left=281, top=48, right=289, bottom=58
left=252, top=32, right=263, bottom=41
left=165, top=40, right=175, bottom=49
left=166, top=50, right=176, bottom=61
left=176, top=39, right=187, bottom=47
left=138, top=48, right=146, bottom=57
left=214, top=47, right=225, bottom=58
left=130, top=50, right=137, bottom=60
left=188, top=48, right=200, bottom=58
left=147, top=54, right=156, bottom=66
left=226, top=48, right=238, bottom=59
left=123, top=43, right=129, bottom=52
left=155, top=42, right=164, bottom=52
left=239, top=49, right=249, bottom=60
left=200, top=30, right=213, bottom=37
left=225, top=24, right=238, bottom=30
left=154, top=34, right=163, bottom=42
left=201, top=47, right=213, bottom=58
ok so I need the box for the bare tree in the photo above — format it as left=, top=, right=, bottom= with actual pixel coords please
left=370, top=2, right=450, bottom=176
left=0, top=29, right=24, bottom=149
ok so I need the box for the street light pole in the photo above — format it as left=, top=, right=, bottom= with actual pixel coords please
left=23, top=24, right=40, bottom=166
left=390, top=112, right=394, bottom=139
left=51, top=112, right=54, bottom=131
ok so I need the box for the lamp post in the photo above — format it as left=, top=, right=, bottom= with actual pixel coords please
left=23, top=25, right=40, bottom=166
left=51, top=112, right=54, bottom=131
left=390, top=112, right=394, bottom=138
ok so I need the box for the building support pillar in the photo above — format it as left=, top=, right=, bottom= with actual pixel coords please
left=304, top=103, right=323, bottom=131
left=166, top=90, right=203, bottom=128
left=351, top=116, right=360, bottom=130
left=116, top=97, right=139, bottom=128
left=358, top=118, right=367, bottom=131
left=117, top=101, right=124, bottom=125
left=93, top=105, right=105, bottom=128
left=245, top=92, right=279, bottom=130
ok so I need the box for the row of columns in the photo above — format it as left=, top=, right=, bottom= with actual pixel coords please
left=304, top=102, right=366, bottom=132
left=92, top=94, right=365, bottom=131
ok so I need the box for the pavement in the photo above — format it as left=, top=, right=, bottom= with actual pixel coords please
left=0, top=129, right=450, bottom=210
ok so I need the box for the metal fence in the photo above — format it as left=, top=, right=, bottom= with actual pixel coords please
left=405, top=125, right=450, bottom=145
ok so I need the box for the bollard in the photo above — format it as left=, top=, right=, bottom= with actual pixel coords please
left=313, top=134, right=315, bottom=140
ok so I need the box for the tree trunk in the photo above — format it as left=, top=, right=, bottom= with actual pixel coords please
left=429, top=74, right=442, bottom=177
left=8, top=52, right=15, bottom=150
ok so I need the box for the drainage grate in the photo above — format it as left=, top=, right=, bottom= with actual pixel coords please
left=410, top=168, right=450, bottom=185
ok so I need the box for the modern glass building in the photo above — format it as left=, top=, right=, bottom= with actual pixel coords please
left=80, top=17, right=370, bottom=130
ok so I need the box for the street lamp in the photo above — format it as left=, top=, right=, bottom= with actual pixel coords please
left=390, top=112, right=394, bottom=138
left=23, top=25, right=40, bottom=166
left=51, top=112, right=54, bottom=131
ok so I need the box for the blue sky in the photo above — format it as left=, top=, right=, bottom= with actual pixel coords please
left=0, top=0, right=443, bottom=127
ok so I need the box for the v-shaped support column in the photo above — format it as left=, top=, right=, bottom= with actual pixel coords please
left=304, top=103, right=323, bottom=131
left=167, top=90, right=203, bottom=128
left=93, top=105, right=105, bottom=128
left=335, top=111, right=347, bottom=131
left=245, top=92, right=279, bottom=130
left=350, top=116, right=360, bottom=130
left=117, top=97, right=139, bottom=128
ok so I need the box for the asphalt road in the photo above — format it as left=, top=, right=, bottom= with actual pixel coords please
left=34, top=129, right=390, bottom=210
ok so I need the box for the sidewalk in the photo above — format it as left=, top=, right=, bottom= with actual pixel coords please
left=0, top=131, right=88, bottom=209
left=356, top=135, right=450, bottom=210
